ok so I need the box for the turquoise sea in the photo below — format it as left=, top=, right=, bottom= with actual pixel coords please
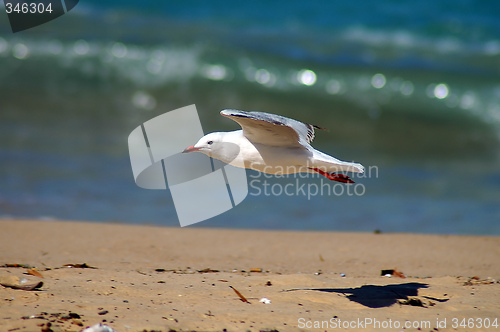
left=0, top=0, right=499, bottom=234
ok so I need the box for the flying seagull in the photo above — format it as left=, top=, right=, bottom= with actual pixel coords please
left=183, top=110, right=364, bottom=183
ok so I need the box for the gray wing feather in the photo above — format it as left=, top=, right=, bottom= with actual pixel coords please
left=220, top=109, right=320, bottom=147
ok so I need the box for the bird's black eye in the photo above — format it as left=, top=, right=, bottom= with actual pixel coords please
left=207, top=140, right=213, bottom=145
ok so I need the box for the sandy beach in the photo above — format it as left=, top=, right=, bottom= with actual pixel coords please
left=2, top=1, right=500, bottom=332
left=0, top=219, right=499, bottom=331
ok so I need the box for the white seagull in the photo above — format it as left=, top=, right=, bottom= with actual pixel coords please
left=183, top=110, right=364, bottom=183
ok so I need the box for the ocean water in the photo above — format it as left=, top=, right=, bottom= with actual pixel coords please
left=0, top=0, right=499, bottom=234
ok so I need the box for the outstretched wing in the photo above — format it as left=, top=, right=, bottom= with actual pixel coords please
left=220, top=109, right=323, bottom=147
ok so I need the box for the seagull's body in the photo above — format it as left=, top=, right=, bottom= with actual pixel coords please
left=183, top=110, right=364, bottom=183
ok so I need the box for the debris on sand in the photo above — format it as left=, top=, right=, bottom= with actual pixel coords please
left=381, top=269, right=406, bottom=278
left=398, top=297, right=425, bottom=307
left=0, top=275, right=43, bottom=291
left=229, top=285, right=251, bottom=303
left=63, top=263, right=97, bottom=269
left=259, top=297, right=271, bottom=304
left=26, top=268, right=44, bottom=278
left=82, top=323, right=118, bottom=332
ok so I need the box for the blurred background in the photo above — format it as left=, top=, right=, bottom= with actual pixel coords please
left=0, top=0, right=499, bottom=234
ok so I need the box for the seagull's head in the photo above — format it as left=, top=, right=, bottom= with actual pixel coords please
left=182, top=132, right=240, bottom=164
left=182, top=132, right=223, bottom=155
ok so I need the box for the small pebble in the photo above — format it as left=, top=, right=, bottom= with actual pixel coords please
left=259, top=297, right=271, bottom=304
left=82, top=323, right=117, bottom=332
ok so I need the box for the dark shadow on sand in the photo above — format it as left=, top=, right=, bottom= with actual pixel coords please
left=285, top=282, right=429, bottom=308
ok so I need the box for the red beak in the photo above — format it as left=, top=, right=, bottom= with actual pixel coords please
left=182, top=145, right=201, bottom=153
